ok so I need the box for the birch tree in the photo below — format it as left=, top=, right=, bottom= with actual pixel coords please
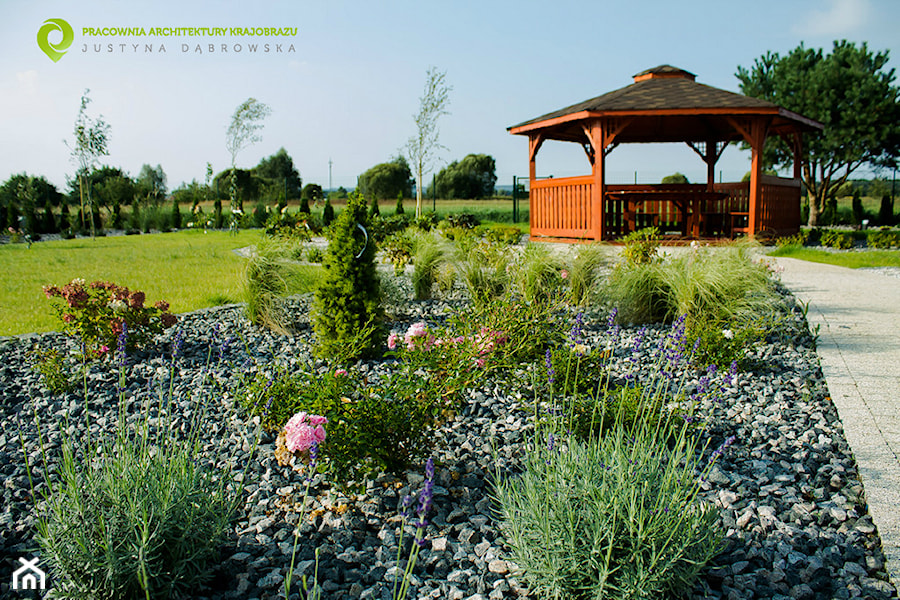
left=406, top=68, right=451, bottom=219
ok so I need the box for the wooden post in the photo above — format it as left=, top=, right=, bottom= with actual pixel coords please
left=747, top=120, right=768, bottom=238
left=706, top=140, right=717, bottom=191
left=588, top=120, right=607, bottom=240
left=528, top=134, right=543, bottom=236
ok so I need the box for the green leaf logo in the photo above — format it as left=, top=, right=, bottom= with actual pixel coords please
left=37, top=18, right=74, bottom=62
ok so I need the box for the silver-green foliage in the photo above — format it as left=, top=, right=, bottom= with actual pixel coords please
left=493, top=328, right=724, bottom=599
left=26, top=356, right=245, bottom=599
left=494, top=432, right=721, bottom=599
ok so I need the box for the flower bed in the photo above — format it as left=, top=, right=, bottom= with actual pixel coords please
left=0, top=293, right=897, bottom=599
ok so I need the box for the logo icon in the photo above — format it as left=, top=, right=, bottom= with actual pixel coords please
left=12, top=557, right=46, bottom=590
left=37, top=18, right=74, bottom=62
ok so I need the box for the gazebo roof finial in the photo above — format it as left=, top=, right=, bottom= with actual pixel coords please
left=633, top=65, right=696, bottom=82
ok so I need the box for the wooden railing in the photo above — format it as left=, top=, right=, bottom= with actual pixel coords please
left=529, top=176, right=801, bottom=240
left=531, top=176, right=594, bottom=239
left=759, top=175, right=801, bottom=235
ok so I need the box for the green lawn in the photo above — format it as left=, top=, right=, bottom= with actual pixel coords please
left=768, top=245, right=900, bottom=268
left=1, top=230, right=265, bottom=336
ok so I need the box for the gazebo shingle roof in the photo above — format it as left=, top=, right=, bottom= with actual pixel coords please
left=510, top=65, right=779, bottom=130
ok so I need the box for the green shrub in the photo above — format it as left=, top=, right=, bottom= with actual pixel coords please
left=494, top=429, right=722, bottom=599
left=820, top=229, right=853, bottom=249
left=368, top=196, right=380, bottom=218
left=473, top=224, right=522, bottom=245
left=29, top=359, right=243, bottom=599
left=43, top=279, right=177, bottom=359
left=242, top=365, right=442, bottom=483
left=382, top=231, right=414, bottom=275
left=878, top=195, right=894, bottom=226
left=30, top=347, right=76, bottom=394
left=450, top=294, right=563, bottom=364
left=776, top=230, right=809, bottom=247
left=395, top=192, right=405, bottom=215
left=322, top=197, right=335, bottom=226
left=455, top=241, right=510, bottom=307
left=620, top=226, right=660, bottom=266
left=306, top=246, right=324, bottom=263
left=605, top=243, right=780, bottom=366
left=312, top=192, right=384, bottom=361
left=443, top=212, right=480, bottom=229
left=171, top=197, right=183, bottom=229
left=867, top=229, right=900, bottom=249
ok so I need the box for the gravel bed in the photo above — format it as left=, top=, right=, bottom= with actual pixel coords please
left=1, top=293, right=898, bottom=600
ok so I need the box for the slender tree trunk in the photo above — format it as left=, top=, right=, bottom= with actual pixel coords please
left=415, top=164, right=423, bottom=219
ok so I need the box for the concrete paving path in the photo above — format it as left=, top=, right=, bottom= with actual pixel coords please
left=773, top=257, right=900, bottom=592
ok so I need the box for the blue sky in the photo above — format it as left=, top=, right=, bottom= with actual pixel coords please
left=1, top=0, right=898, bottom=193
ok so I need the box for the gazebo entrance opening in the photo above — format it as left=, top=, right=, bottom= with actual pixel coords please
left=509, top=66, right=823, bottom=241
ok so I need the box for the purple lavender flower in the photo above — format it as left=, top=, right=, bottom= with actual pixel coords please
left=117, top=321, right=128, bottom=360
left=728, top=360, right=739, bottom=385
left=545, top=348, right=555, bottom=385
left=305, top=442, right=319, bottom=483
left=171, top=329, right=184, bottom=362
left=414, top=458, right=436, bottom=547
left=568, top=312, right=584, bottom=347
left=711, top=435, right=737, bottom=461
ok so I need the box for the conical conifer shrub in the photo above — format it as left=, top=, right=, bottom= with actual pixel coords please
left=312, top=192, right=384, bottom=360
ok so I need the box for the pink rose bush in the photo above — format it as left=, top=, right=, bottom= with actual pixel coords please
left=386, top=321, right=508, bottom=370
left=43, top=278, right=177, bottom=359
left=275, top=411, right=328, bottom=471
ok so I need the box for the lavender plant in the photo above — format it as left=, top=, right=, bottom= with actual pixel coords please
left=493, top=316, right=729, bottom=599
left=22, top=328, right=250, bottom=599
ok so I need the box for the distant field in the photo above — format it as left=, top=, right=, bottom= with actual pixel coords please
left=1, top=230, right=264, bottom=336
left=192, top=197, right=529, bottom=224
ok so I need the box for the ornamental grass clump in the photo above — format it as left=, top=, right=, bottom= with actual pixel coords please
left=24, top=334, right=246, bottom=599
left=493, top=316, right=728, bottom=599
left=604, top=241, right=782, bottom=367
left=43, top=278, right=177, bottom=358
left=410, top=231, right=449, bottom=300
left=244, top=237, right=319, bottom=334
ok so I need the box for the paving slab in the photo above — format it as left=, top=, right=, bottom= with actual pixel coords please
left=773, top=257, right=900, bottom=592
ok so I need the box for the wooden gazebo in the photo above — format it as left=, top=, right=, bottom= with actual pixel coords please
left=508, top=65, right=824, bottom=240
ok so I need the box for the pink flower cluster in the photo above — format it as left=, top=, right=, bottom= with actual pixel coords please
left=283, top=412, right=328, bottom=453
left=386, top=322, right=508, bottom=369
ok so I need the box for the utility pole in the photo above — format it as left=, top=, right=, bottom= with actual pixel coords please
left=328, top=158, right=333, bottom=192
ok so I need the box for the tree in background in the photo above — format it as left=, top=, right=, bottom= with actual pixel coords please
left=661, top=172, right=690, bottom=185
left=66, top=89, right=110, bottom=238
left=433, top=154, right=497, bottom=199
left=358, top=156, right=413, bottom=201
left=0, top=174, right=63, bottom=234
left=737, top=41, right=900, bottom=226
left=213, top=168, right=263, bottom=204
left=135, top=164, right=167, bottom=205
left=255, top=147, right=302, bottom=201
left=301, top=183, right=323, bottom=206
left=406, top=68, right=451, bottom=218
left=225, top=97, right=271, bottom=212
